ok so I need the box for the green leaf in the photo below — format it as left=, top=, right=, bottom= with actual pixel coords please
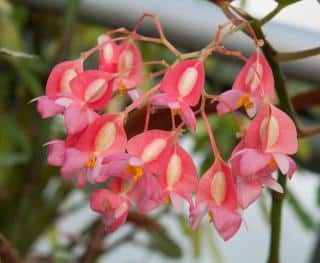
left=274, top=0, right=302, bottom=7
left=286, top=188, right=316, bottom=230
left=0, top=116, right=31, bottom=166
left=0, top=47, right=38, bottom=59
left=316, top=184, right=320, bottom=208
left=206, top=227, right=224, bottom=263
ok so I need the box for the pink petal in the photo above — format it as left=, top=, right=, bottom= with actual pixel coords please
left=47, top=140, right=65, bottom=166
left=70, top=70, right=113, bottom=110
left=37, top=96, right=65, bottom=118
left=197, top=160, right=237, bottom=210
left=149, top=93, right=175, bottom=106
left=131, top=174, right=163, bottom=213
left=216, top=90, right=243, bottom=115
left=189, top=201, right=208, bottom=229
left=99, top=39, right=119, bottom=73
left=239, top=149, right=272, bottom=176
left=64, top=103, right=90, bottom=135
left=180, top=103, right=197, bottom=131
left=259, top=176, right=283, bottom=193
left=61, top=148, right=91, bottom=174
left=127, top=130, right=174, bottom=175
left=211, top=207, right=242, bottom=241
left=117, top=42, right=143, bottom=89
left=267, top=105, right=298, bottom=154
left=232, top=49, right=275, bottom=101
left=161, top=59, right=204, bottom=106
left=75, top=114, right=127, bottom=154
left=237, top=178, right=262, bottom=209
left=46, top=60, right=82, bottom=97
left=159, top=144, right=198, bottom=197
left=287, top=157, right=297, bottom=179
left=244, top=104, right=298, bottom=155
left=169, top=192, right=185, bottom=212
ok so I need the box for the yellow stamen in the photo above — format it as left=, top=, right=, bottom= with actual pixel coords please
left=246, top=175, right=256, bottom=181
left=237, top=95, right=254, bottom=109
left=268, top=158, right=277, bottom=169
left=208, top=211, right=214, bottom=223
left=124, top=164, right=143, bottom=182
left=118, top=82, right=127, bottom=96
left=172, top=108, right=182, bottom=115
left=85, top=155, right=97, bottom=169
left=165, top=196, right=171, bottom=205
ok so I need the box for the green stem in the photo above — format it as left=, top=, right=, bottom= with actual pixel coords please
left=259, top=4, right=283, bottom=26
left=252, top=23, right=295, bottom=263
left=275, top=46, right=320, bottom=62
left=268, top=172, right=287, bottom=263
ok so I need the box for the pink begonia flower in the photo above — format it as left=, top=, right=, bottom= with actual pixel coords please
left=244, top=103, right=298, bottom=155
left=150, top=60, right=204, bottom=130
left=149, top=94, right=197, bottom=130
left=229, top=103, right=298, bottom=208
left=231, top=146, right=295, bottom=209
left=60, top=114, right=127, bottom=188
left=90, top=188, right=130, bottom=232
left=62, top=70, right=114, bottom=135
left=216, top=49, right=275, bottom=117
left=108, top=42, right=143, bottom=101
left=190, top=160, right=242, bottom=241
left=126, top=130, right=175, bottom=175
left=98, top=37, right=120, bottom=73
left=100, top=154, right=164, bottom=213
left=37, top=60, right=83, bottom=118
left=158, top=144, right=198, bottom=211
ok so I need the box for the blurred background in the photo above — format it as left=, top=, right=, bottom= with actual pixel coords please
left=0, top=0, right=320, bottom=262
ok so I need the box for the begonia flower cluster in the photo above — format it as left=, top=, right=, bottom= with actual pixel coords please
left=35, top=17, right=298, bottom=241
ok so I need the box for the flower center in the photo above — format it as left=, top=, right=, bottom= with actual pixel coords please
left=237, top=95, right=254, bottom=109
left=268, top=158, right=277, bottom=169
left=118, top=82, right=128, bottom=96
left=124, top=163, right=143, bottom=182
left=85, top=155, right=97, bottom=169
left=208, top=210, right=214, bottom=222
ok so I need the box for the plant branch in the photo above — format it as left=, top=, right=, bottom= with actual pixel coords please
left=0, top=234, right=20, bottom=263
left=275, top=46, right=320, bottom=62
left=259, top=4, right=284, bottom=26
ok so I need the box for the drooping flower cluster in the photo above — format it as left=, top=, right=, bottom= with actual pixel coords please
left=35, top=15, right=298, bottom=241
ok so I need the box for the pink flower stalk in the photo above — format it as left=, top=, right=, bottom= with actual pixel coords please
left=37, top=60, right=83, bottom=118
left=60, top=114, right=127, bottom=188
left=191, top=160, right=241, bottom=241
left=216, top=49, right=275, bottom=117
left=90, top=188, right=130, bottom=232
left=150, top=60, right=205, bottom=130
left=158, top=144, right=198, bottom=211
